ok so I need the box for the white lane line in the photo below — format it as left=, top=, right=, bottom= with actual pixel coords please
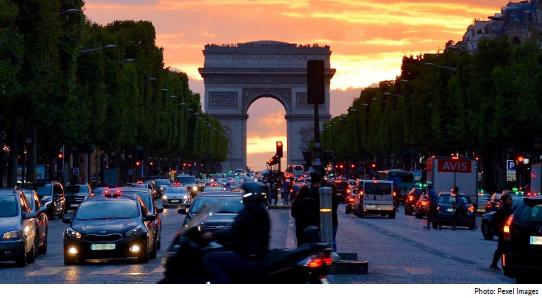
left=28, top=267, right=64, bottom=276
left=403, top=267, right=434, bottom=275
left=89, top=266, right=125, bottom=275
left=150, top=266, right=165, bottom=274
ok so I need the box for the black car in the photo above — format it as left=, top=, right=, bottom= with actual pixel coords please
left=434, top=192, right=476, bottom=229
left=502, top=196, right=542, bottom=283
left=111, top=187, right=163, bottom=255
left=405, top=188, right=425, bottom=215
left=63, top=183, right=92, bottom=220
left=334, top=179, right=349, bottom=203
left=35, top=181, right=65, bottom=220
left=179, top=192, right=244, bottom=232
left=481, top=197, right=524, bottom=240
left=62, top=192, right=157, bottom=265
left=21, top=189, right=49, bottom=255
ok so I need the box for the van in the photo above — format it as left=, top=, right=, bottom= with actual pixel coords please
left=354, top=180, right=396, bottom=218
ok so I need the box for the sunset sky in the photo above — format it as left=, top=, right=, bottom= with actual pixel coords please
left=84, top=0, right=503, bottom=170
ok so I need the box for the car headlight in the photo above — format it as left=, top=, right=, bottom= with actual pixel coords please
left=183, top=195, right=188, bottom=199
left=2, top=230, right=23, bottom=240
left=192, top=186, right=197, bottom=191
left=160, top=186, right=164, bottom=191
left=162, top=195, right=168, bottom=200
left=126, top=226, right=143, bottom=237
left=66, top=227, right=82, bottom=239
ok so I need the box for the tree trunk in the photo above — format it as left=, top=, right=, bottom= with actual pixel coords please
left=7, top=113, right=18, bottom=187
left=27, top=124, right=37, bottom=183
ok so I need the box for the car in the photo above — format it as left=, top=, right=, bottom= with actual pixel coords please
left=334, top=179, right=349, bottom=203
left=0, top=187, right=42, bottom=267
left=354, top=180, right=396, bottom=218
left=480, top=196, right=524, bottom=240
left=414, top=194, right=430, bottom=219
left=162, top=186, right=192, bottom=208
left=485, top=192, right=502, bottom=213
left=21, top=189, right=49, bottom=255
left=345, top=185, right=358, bottom=214
left=476, top=192, right=491, bottom=213
left=203, top=185, right=226, bottom=192
left=109, top=187, right=163, bottom=256
left=148, top=178, right=172, bottom=196
left=502, top=196, right=542, bottom=283
left=176, top=174, right=199, bottom=197
left=62, top=191, right=158, bottom=265
left=141, top=179, right=159, bottom=200
left=178, top=192, right=244, bottom=232
left=434, top=192, right=476, bottom=229
left=63, top=183, right=92, bottom=220
left=405, top=188, right=425, bottom=215
left=35, top=181, right=65, bottom=220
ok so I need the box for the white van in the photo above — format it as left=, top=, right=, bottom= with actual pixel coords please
left=354, top=180, right=396, bottom=218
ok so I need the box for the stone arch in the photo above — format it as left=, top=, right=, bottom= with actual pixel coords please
left=242, top=88, right=292, bottom=115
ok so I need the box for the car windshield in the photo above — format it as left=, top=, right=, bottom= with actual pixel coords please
left=0, top=195, right=17, bottom=217
left=364, top=183, right=392, bottom=195
left=154, top=179, right=171, bottom=186
left=36, top=185, right=51, bottom=197
left=66, top=185, right=89, bottom=194
left=76, top=200, right=139, bottom=220
left=204, top=187, right=224, bottom=192
left=178, top=177, right=196, bottom=184
left=191, top=197, right=244, bottom=213
left=166, top=187, right=187, bottom=194
left=518, top=204, right=542, bottom=223
left=438, top=195, right=471, bottom=204
left=120, top=191, right=152, bottom=211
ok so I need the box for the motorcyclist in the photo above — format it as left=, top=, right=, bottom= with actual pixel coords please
left=202, top=181, right=271, bottom=283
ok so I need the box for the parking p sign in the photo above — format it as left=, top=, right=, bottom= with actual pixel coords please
left=507, top=160, right=516, bottom=171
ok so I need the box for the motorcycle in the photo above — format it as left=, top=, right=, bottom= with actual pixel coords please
left=160, top=204, right=332, bottom=284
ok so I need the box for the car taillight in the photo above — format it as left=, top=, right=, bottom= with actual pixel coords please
left=348, top=198, right=354, bottom=203
left=503, top=215, right=514, bottom=241
left=393, top=191, right=397, bottom=197
left=437, top=206, right=440, bottom=211
left=347, top=189, right=351, bottom=194
left=421, top=201, right=428, bottom=206
left=409, top=195, right=413, bottom=201
left=359, top=191, right=363, bottom=196
left=467, top=206, right=474, bottom=212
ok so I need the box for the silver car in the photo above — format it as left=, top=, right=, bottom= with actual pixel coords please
left=162, top=186, right=192, bottom=208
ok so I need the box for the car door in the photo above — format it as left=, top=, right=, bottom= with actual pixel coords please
left=139, top=198, right=155, bottom=250
left=19, top=194, right=35, bottom=253
left=32, top=192, right=47, bottom=244
left=53, top=183, right=65, bottom=212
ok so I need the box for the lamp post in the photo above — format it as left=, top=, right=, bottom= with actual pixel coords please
left=424, top=62, right=458, bottom=72
left=80, top=44, right=116, bottom=56
left=22, top=133, right=32, bottom=185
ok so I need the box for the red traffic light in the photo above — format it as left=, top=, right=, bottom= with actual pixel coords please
left=276, top=141, right=283, bottom=158
left=150, top=162, right=154, bottom=166
left=136, top=161, right=141, bottom=166
left=339, top=164, right=344, bottom=169
left=351, top=164, right=355, bottom=168
left=183, top=163, right=187, bottom=167
left=371, top=163, right=376, bottom=168
left=58, top=153, right=63, bottom=159
left=518, top=156, right=524, bottom=163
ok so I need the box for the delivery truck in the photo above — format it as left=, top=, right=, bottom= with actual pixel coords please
left=531, top=164, right=542, bottom=195
left=426, top=156, right=478, bottom=203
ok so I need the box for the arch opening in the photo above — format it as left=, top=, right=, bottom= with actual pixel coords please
left=246, top=97, right=287, bottom=172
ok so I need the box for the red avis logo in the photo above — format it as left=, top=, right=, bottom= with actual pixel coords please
left=437, top=160, right=471, bottom=173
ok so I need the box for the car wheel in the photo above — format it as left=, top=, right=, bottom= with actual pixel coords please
left=27, top=236, right=37, bottom=263
left=15, top=244, right=27, bottom=267
left=139, top=245, right=150, bottom=263
left=482, top=222, right=494, bottom=240
left=389, top=211, right=396, bottom=219
left=38, top=228, right=48, bottom=254
left=149, top=240, right=157, bottom=260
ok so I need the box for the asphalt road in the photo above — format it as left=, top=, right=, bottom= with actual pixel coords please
left=0, top=201, right=515, bottom=284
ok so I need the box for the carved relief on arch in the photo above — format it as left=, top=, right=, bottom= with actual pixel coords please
left=242, top=88, right=292, bottom=113
left=223, top=125, right=233, bottom=158
left=209, top=92, right=238, bottom=109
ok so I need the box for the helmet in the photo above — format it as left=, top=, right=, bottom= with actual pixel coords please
left=427, top=183, right=433, bottom=190
left=241, top=181, right=266, bottom=203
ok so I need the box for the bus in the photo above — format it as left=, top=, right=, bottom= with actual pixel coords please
left=378, top=170, right=416, bottom=200
left=287, top=165, right=305, bottom=177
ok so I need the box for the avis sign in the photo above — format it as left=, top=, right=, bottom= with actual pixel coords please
left=437, top=159, right=472, bottom=173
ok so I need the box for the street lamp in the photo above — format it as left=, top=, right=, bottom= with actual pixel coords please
left=80, top=44, right=116, bottom=56
left=170, top=95, right=177, bottom=98
left=59, top=9, right=80, bottom=16
left=362, top=103, right=371, bottom=107
left=144, top=77, right=156, bottom=82
left=424, top=62, right=458, bottom=72
left=371, top=97, right=387, bottom=103
left=120, top=58, right=135, bottom=64
left=178, top=103, right=186, bottom=106
left=383, top=92, right=404, bottom=98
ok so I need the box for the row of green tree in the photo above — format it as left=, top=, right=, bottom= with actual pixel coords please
left=0, top=0, right=228, bottom=187
left=322, top=37, right=542, bottom=191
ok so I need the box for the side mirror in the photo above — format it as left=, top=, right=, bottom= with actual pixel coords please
left=38, top=206, right=48, bottom=214
left=62, top=215, right=72, bottom=224
left=22, top=212, right=37, bottom=220
left=178, top=208, right=187, bottom=214
left=145, top=214, right=156, bottom=221
left=156, top=207, right=164, bottom=214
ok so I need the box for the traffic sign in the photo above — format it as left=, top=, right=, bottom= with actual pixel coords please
left=414, top=170, right=422, bottom=180
left=507, top=160, right=516, bottom=171
left=72, top=167, right=79, bottom=176
left=128, top=170, right=133, bottom=176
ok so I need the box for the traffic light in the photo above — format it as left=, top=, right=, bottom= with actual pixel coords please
left=276, top=141, right=283, bottom=158
left=371, top=163, right=376, bottom=168
left=518, top=156, right=524, bottom=163
left=136, top=161, right=141, bottom=167
left=58, top=153, right=63, bottom=159
left=150, top=161, right=154, bottom=166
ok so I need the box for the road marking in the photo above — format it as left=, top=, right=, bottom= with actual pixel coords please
left=403, top=267, right=434, bottom=275
left=411, top=242, right=416, bottom=245
left=397, top=237, right=403, bottom=240
left=378, top=229, right=383, bottom=232
left=28, top=267, right=64, bottom=276
left=89, top=266, right=125, bottom=275
left=150, top=266, right=165, bottom=274
left=387, top=233, right=392, bottom=235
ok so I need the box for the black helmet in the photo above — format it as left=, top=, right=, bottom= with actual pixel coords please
left=241, top=181, right=266, bottom=203
left=427, top=183, right=433, bottom=190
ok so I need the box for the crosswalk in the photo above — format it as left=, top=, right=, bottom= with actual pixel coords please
left=24, top=264, right=165, bottom=277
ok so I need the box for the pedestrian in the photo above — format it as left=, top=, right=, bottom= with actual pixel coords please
left=282, top=178, right=289, bottom=205
left=426, top=183, right=442, bottom=230
left=489, top=193, right=514, bottom=271
left=326, top=180, right=340, bottom=252
left=310, top=171, right=322, bottom=209
left=451, top=186, right=474, bottom=231
left=291, top=185, right=320, bottom=247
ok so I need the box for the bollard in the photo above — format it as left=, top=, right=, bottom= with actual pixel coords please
left=319, top=187, right=333, bottom=248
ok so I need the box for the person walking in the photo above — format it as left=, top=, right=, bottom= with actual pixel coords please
left=489, top=193, right=514, bottom=270
left=425, top=183, right=442, bottom=230
left=291, top=185, right=320, bottom=247
left=451, top=186, right=474, bottom=230
left=326, top=181, right=340, bottom=252
left=309, top=171, right=322, bottom=209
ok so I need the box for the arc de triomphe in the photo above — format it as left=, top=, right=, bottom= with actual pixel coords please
left=199, top=41, right=335, bottom=171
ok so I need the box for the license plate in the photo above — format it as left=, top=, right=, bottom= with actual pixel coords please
left=365, top=204, right=375, bottom=209
left=447, top=208, right=454, bottom=212
left=90, top=244, right=116, bottom=250
left=170, top=200, right=179, bottom=203
left=530, top=236, right=542, bottom=245
left=70, top=204, right=79, bottom=208
left=66, top=210, right=75, bottom=214
left=338, top=192, right=342, bottom=195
